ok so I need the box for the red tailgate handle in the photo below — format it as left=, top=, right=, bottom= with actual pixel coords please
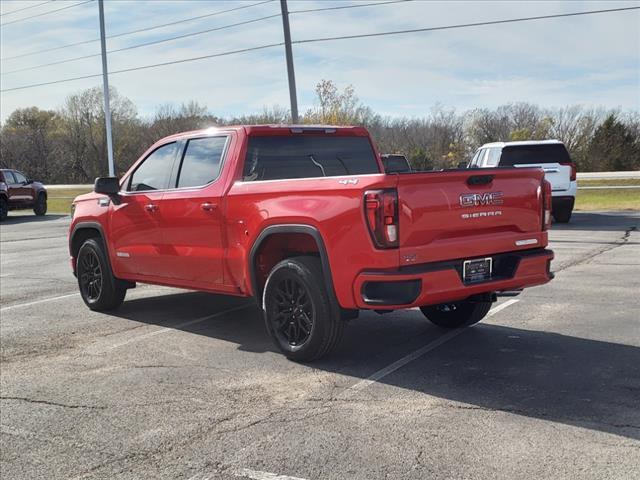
left=201, top=202, right=217, bottom=211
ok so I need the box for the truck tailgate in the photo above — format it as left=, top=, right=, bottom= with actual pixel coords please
left=397, top=168, right=546, bottom=265
left=514, top=162, right=572, bottom=192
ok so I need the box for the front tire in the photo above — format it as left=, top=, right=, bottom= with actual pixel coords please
left=0, top=197, right=7, bottom=221
left=263, top=256, right=343, bottom=362
left=77, top=238, right=126, bottom=311
left=420, top=300, right=492, bottom=328
left=33, top=193, right=47, bottom=216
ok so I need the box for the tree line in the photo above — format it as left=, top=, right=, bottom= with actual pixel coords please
left=1, top=80, right=638, bottom=183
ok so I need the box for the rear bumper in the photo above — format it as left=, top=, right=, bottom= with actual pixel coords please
left=551, top=180, right=577, bottom=199
left=353, top=248, right=554, bottom=309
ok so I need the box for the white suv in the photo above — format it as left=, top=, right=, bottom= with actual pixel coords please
left=469, top=140, right=577, bottom=223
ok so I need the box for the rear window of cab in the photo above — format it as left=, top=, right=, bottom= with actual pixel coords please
left=243, top=135, right=380, bottom=181
left=500, top=144, right=571, bottom=166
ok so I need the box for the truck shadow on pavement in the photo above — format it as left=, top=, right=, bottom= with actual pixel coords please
left=111, top=291, right=640, bottom=442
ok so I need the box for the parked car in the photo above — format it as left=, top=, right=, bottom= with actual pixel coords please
left=69, top=125, right=554, bottom=361
left=0, top=169, right=47, bottom=221
left=468, top=140, right=577, bottom=222
left=381, top=154, right=412, bottom=173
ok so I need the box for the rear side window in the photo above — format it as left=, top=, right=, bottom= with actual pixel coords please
left=500, top=144, right=571, bottom=166
left=128, top=142, right=177, bottom=192
left=485, top=148, right=502, bottom=167
left=382, top=155, right=411, bottom=173
left=177, top=136, right=228, bottom=188
left=243, top=135, right=380, bottom=181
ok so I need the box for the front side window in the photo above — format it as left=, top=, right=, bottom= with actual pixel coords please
left=243, top=135, right=380, bottom=181
left=12, top=171, right=26, bottom=184
left=177, top=136, right=227, bottom=188
left=469, top=149, right=482, bottom=167
left=128, top=142, right=177, bottom=192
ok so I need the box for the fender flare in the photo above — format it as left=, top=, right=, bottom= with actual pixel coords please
left=249, top=224, right=336, bottom=302
left=69, top=221, right=106, bottom=257
left=69, top=222, right=118, bottom=288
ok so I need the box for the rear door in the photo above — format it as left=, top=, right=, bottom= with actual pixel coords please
left=157, top=134, right=230, bottom=286
left=396, top=168, right=546, bottom=265
left=498, top=144, right=572, bottom=192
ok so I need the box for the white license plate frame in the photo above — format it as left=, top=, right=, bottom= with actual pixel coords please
left=463, top=257, right=493, bottom=283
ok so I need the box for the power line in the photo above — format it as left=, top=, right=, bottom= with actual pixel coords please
left=0, top=0, right=54, bottom=17
left=293, top=6, right=640, bottom=45
left=3, top=5, right=637, bottom=93
left=0, top=42, right=284, bottom=93
left=1, top=13, right=281, bottom=75
left=289, top=0, right=411, bottom=15
left=0, top=0, right=93, bottom=27
left=0, top=0, right=274, bottom=61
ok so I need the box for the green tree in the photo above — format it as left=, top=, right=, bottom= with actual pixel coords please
left=586, top=114, right=639, bottom=171
left=0, top=107, right=61, bottom=181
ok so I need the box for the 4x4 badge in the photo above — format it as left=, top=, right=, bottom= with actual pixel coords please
left=338, top=178, right=359, bottom=185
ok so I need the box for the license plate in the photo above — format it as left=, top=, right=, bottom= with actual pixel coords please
left=463, top=257, right=493, bottom=283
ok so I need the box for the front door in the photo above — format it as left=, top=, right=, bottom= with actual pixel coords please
left=8, top=171, right=34, bottom=206
left=157, top=134, right=230, bottom=287
left=109, top=142, right=179, bottom=279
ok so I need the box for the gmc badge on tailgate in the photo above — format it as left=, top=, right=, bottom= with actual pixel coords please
left=459, top=192, right=504, bottom=207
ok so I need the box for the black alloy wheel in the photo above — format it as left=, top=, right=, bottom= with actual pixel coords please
left=263, top=256, right=344, bottom=362
left=271, top=276, right=314, bottom=348
left=76, top=238, right=126, bottom=311
left=79, top=249, right=103, bottom=302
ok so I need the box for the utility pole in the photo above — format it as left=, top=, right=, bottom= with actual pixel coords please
left=98, top=0, right=115, bottom=176
left=280, top=0, right=298, bottom=123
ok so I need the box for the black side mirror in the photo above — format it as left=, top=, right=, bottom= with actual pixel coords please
left=94, top=177, right=120, bottom=195
left=25, top=178, right=33, bottom=185
left=457, top=161, right=468, bottom=169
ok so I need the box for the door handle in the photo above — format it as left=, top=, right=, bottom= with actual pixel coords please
left=144, top=204, right=158, bottom=212
left=201, top=202, right=217, bottom=212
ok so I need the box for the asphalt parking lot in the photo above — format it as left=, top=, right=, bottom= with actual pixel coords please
left=1, top=211, right=639, bottom=480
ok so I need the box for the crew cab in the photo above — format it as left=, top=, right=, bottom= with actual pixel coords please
left=69, top=125, right=554, bottom=361
left=469, top=140, right=577, bottom=222
left=0, top=169, right=48, bottom=221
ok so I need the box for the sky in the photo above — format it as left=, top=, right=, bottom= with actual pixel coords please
left=1, top=0, right=639, bottom=122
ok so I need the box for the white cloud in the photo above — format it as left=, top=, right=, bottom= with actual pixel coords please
left=1, top=0, right=638, bottom=122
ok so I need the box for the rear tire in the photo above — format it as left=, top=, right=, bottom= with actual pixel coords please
left=77, top=238, right=126, bottom=311
left=420, top=300, right=492, bottom=328
left=553, top=205, right=572, bottom=223
left=33, top=193, right=47, bottom=216
left=0, top=197, right=7, bottom=221
left=263, top=256, right=343, bottom=362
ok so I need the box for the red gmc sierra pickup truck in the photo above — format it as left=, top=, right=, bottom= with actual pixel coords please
left=69, top=125, right=554, bottom=361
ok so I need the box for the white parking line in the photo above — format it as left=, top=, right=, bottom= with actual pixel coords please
left=0, top=292, right=79, bottom=312
left=234, top=468, right=309, bottom=480
left=101, top=304, right=253, bottom=351
left=342, top=299, right=520, bottom=396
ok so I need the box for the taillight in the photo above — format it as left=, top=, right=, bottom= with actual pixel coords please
left=542, top=179, right=552, bottom=230
left=364, top=189, right=399, bottom=248
left=561, top=162, right=577, bottom=181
